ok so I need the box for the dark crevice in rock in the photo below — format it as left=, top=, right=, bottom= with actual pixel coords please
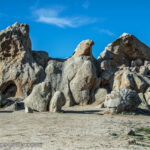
left=1, top=81, right=17, bottom=98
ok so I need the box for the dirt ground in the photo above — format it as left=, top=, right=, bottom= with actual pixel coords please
left=0, top=105, right=150, bottom=150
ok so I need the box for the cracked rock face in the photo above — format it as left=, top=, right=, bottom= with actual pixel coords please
left=1, top=23, right=150, bottom=113
left=0, top=22, right=46, bottom=99
left=104, top=88, right=141, bottom=113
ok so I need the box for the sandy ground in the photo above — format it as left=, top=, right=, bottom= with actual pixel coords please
left=0, top=105, right=150, bottom=150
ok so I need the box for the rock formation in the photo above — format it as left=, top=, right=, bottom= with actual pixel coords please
left=104, top=88, right=141, bottom=113
left=0, top=22, right=46, bottom=99
left=0, top=23, right=150, bottom=113
left=24, top=81, right=51, bottom=112
left=49, top=91, right=66, bottom=112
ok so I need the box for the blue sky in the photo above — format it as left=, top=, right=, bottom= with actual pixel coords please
left=0, top=0, right=150, bottom=58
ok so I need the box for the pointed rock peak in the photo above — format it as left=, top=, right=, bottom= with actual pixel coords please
left=12, top=22, right=20, bottom=27
left=0, top=22, right=32, bottom=61
left=98, top=32, right=150, bottom=60
left=73, top=39, right=94, bottom=57
left=120, top=33, right=132, bottom=38
left=0, top=22, right=30, bottom=37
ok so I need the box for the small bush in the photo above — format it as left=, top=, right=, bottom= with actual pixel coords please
left=111, top=133, right=118, bottom=136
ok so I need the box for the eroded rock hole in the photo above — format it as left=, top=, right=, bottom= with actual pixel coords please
left=1, top=81, right=17, bottom=98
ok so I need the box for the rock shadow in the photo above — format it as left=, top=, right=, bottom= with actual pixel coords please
left=122, top=108, right=150, bottom=116
left=63, top=110, right=101, bottom=114
left=0, top=111, right=13, bottom=113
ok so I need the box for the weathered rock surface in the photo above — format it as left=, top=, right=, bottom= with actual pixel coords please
left=98, top=33, right=150, bottom=92
left=0, top=93, right=24, bottom=111
left=113, top=69, right=148, bottom=93
left=64, top=57, right=99, bottom=105
left=93, top=88, right=108, bottom=104
left=104, top=88, right=141, bottom=113
left=49, top=91, right=65, bottom=112
left=0, top=93, right=7, bottom=107
left=0, top=23, right=150, bottom=113
left=45, top=40, right=100, bottom=107
left=32, top=50, right=49, bottom=68
left=144, top=92, right=150, bottom=105
left=73, top=40, right=94, bottom=58
left=0, top=22, right=45, bottom=98
left=24, top=82, right=51, bottom=112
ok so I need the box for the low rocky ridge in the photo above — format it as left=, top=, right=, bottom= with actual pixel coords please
left=0, top=22, right=150, bottom=113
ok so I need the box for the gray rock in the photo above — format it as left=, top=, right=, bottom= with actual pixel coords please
left=144, top=60, right=150, bottom=66
left=24, top=82, right=51, bottom=112
left=104, top=88, right=141, bottom=113
left=32, top=50, right=49, bottom=68
left=3, top=102, right=18, bottom=111
left=128, top=139, right=136, bottom=145
left=144, top=92, right=150, bottom=105
left=138, top=93, right=147, bottom=105
left=25, top=106, right=33, bottom=113
left=126, top=129, right=135, bottom=136
left=146, top=87, right=150, bottom=93
left=98, top=33, right=150, bottom=91
left=45, top=59, right=65, bottom=98
left=113, top=69, right=148, bottom=93
left=0, top=94, right=24, bottom=111
left=0, top=93, right=7, bottom=107
left=0, top=22, right=45, bottom=98
left=94, top=88, right=107, bottom=105
left=98, top=103, right=105, bottom=108
left=69, top=59, right=99, bottom=105
left=44, top=40, right=99, bottom=107
left=49, top=91, right=65, bottom=112
left=139, top=66, right=148, bottom=75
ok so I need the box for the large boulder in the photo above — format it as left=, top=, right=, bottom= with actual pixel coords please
left=93, top=88, right=107, bottom=105
left=49, top=91, right=65, bottom=112
left=69, top=59, right=99, bottom=105
left=113, top=69, right=148, bottom=93
left=24, top=82, right=51, bottom=112
left=45, top=59, right=65, bottom=99
left=60, top=40, right=100, bottom=106
left=104, top=88, right=141, bottom=113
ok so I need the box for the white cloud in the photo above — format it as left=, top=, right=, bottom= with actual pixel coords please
left=99, top=29, right=115, bottom=36
left=33, top=7, right=97, bottom=28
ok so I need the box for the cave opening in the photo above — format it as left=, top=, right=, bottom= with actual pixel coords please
left=1, top=81, right=17, bottom=98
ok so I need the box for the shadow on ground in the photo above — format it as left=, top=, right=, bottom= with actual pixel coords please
left=63, top=110, right=101, bottom=114
left=122, top=108, right=150, bottom=116
left=0, top=111, right=13, bottom=113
